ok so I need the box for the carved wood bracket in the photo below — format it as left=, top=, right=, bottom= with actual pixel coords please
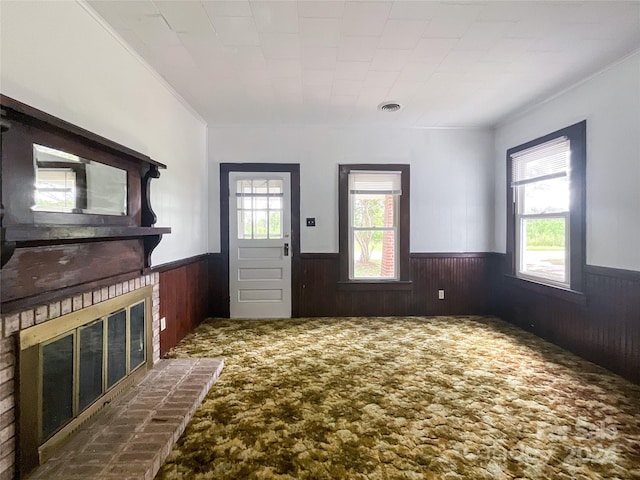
left=142, top=164, right=160, bottom=227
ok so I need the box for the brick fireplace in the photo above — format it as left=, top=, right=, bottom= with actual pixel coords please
left=1, top=97, right=174, bottom=479
left=0, top=273, right=161, bottom=479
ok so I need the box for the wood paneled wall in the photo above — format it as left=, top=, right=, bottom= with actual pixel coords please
left=298, top=253, right=497, bottom=317
left=208, top=253, right=228, bottom=318
left=202, top=252, right=497, bottom=318
left=1, top=240, right=144, bottom=312
left=492, top=256, right=640, bottom=384
left=156, top=254, right=209, bottom=356
left=159, top=252, right=639, bottom=385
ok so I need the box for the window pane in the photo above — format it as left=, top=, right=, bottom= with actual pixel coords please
left=236, top=179, right=285, bottom=240
left=520, top=217, right=566, bottom=284
left=42, top=334, right=74, bottom=441
left=107, top=310, right=127, bottom=389
left=269, top=196, right=282, bottom=210
left=78, top=320, right=104, bottom=411
left=254, top=210, right=268, bottom=238
left=268, top=179, right=283, bottom=194
left=352, top=194, right=395, bottom=228
left=254, top=196, right=268, bottom=209
left=130, top=302, right=145, bottom=371
left=243, top=211, right=252, bottom=238
left=352, top=229, right=396, bottom=279
left=269, top=211, right=282, bottom=238
left=237, top=196, right=252, bottom=210
left=238, top=180, right=252, bottom=194
left=254, top=179, right=268, bottom=194
left=519, top=176, right=569, bottom=214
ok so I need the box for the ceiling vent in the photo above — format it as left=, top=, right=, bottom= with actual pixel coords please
left=378, top=102, right=402, bottom=112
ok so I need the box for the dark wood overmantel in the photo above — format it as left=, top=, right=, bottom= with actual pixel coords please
left=0, top=95, right=171, bottom=312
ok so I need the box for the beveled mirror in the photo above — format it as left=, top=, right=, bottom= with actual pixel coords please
left=33, top=144, right=127, bottom=215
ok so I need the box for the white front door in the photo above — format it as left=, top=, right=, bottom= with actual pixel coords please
left=229, top=172, right=291, bottom=318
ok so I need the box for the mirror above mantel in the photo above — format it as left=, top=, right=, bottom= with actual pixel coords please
left=0, top=95, right=171, bottom=313
left=33, top=143, right=128, bottom=216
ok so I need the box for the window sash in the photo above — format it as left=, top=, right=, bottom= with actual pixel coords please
left=349, top=227, right=398, bottom=280
left=348, top=190, right=399, bottom=280
left=515, top=212, right=570, bottom=287
left=511, top=135, right=572, bottom=287
left=511, top=136, right=570, bottom=187
left=349, top=171, right=402, bottom=195
left=339, top=164, right=410, bottom=285
left=506, top=121, right=585, bottom=293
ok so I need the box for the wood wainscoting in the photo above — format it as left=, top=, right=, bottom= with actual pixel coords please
left=208, top=253, right=229, bottom=318
left=204, top=252, right=499, bottom=318
left=298, top=253, right=499, bottom=317
left=492, top=256, right=640, bottom=384
left=155, top=254, right=210, bottom=356
left=159, top=252, right=639, bottom=385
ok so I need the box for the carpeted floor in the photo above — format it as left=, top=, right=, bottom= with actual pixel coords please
left=155, top=316, right=640, bottom=480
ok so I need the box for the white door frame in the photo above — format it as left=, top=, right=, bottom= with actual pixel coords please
left=220, top=164, right=299, bottom=318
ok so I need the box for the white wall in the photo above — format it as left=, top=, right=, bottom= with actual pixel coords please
left=208, top=126, right=494, bottom=254
left=0, top=1, right=208, bottom=265
left=494, top=51, right=640, bottom=271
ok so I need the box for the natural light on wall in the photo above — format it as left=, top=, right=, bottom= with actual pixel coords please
left=511, top=137, right=571, bottom=286
left=348, top=171, right=401, bottom=280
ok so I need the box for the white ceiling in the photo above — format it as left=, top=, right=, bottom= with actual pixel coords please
left=87, top=0, right=640, bottom=128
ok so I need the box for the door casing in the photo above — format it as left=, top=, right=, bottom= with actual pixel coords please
left=220, top=163, right=300, bottom=318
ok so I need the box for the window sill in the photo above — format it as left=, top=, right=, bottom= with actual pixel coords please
left=503, top=274, right=586, bottom=305
left=337, top=280, right=413, bottom=292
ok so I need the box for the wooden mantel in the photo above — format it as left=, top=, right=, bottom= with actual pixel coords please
left=0, top=95, right=171, bottom=313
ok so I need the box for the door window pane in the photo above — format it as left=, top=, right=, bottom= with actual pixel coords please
left=42, top=334, right=74, bottom=441
left=79, top=320, right=104, bottom=411
left=107, top=310, right=127, bottom=388
left=254, top=196, right=268, bottom=209
left=236, top=178, right=284, bottom=239
left=254, top=210, right=268, bottom=238
left=269, top=211, right=282, bottom=237
left=269, top=197, right=282, bottom=209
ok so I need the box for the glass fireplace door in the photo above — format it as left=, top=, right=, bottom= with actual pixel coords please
left=36, top=299, right=148, bottom=443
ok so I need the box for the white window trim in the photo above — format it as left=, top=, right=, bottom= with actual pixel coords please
left=348, top=196, right=399, bottom=281
left=515, top=209, right=570, bottom=288
left=511, top=135, right=572, bottom=288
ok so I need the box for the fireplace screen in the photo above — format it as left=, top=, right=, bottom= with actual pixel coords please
left=20, top=287, right=152, bottom=470
left=39, top=302, right=145, bottom=442
left=41, top=335, right=74, bottom=441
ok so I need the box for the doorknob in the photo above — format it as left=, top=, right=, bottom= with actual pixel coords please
left=283, top=243, right=289, bottom=256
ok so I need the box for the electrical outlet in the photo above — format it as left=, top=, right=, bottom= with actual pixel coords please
left=438, top=289, right=445, bottom=300
left=306, top=217, right=316, bottom=227
left=160, top=317, right=166, bottom=331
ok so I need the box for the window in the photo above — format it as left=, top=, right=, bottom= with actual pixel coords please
left=507, top=121, right=586, bottom=291
left=235, top=178, right=284, bottom=239
left=339, top=164, right=410, bottom=285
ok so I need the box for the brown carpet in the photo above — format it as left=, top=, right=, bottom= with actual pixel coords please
left=156, top=316, right=640, bottom=479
